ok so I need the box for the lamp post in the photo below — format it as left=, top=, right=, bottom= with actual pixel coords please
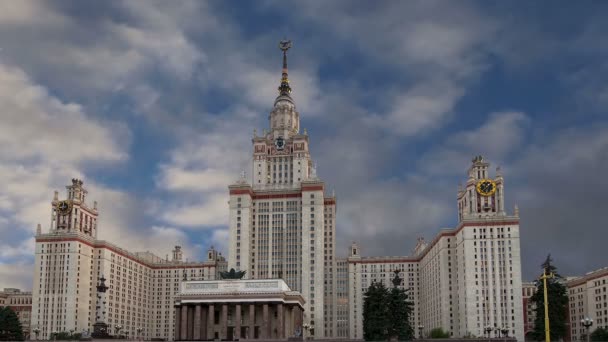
left=52, top=330, right=57, bottom=341
left=418, top=325, right=424, bottom=339
left=137, top=327, right=143, bottom=341
left=581, top=317, right=593, bottom=342
left=485, top=326, right=493, bottom=341
left=303, top=323, right=310, bottom=340
left=501, top=327, right=509, bottom=341
left=33, top=327, right=40, bottom=340
left=115, top=324, right=123, bottom=338
left=539, top=269, right=554, bottom=342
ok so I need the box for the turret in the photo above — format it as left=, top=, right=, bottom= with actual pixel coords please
left=458, top=156, right=507, bottom=221
left=172, top=245, right=183, bottom=262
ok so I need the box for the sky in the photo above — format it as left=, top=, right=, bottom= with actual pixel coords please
left=1, top=1, right=607, bottom=290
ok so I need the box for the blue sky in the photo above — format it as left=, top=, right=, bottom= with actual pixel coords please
left=1, top=1, right=607, bottom=289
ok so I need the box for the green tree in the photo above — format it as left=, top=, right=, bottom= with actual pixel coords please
left=363, top=271, right=415, bottom=341
left=387, top=286, right=414, bottom=340
left=0, top=306, right=24, bottom=341
left=429, top=327, right=450, bottom=338
left=363, top=281, right=389, bottom=341
left=591, top=327, right=608, bottom=341
left=531, top=255, right=568, bottom=341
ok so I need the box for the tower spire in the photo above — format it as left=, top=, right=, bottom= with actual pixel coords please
left=278, top=39, right=293, bottom=96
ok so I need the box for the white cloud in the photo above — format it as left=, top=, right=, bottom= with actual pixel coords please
left=0, top=63, right=128, bottom=236
left=155, top=115, right=253, bottom=228
left=0, top=1, right=66, bottom=27
left=158, top=168, right=234, bottom=193
left=417, top=111, right=529, bottom=176
left=0, top=262, right=34, bottom=290
left=0, top=64, right=129, bottom=165
left=372, top=79, right=465, bottom=136
left=0, top=237, right=35, bottom=259
left=160, top=193, right=229, bottom=228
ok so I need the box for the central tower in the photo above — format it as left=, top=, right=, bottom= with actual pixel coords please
left=252, top=40, right=310, bottom=189
left=228, top=41, right=338, bottom=338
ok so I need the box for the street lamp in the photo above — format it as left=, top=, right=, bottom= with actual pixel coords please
left=485, top=326, right=493, bottom=340
left=418, top=325, right=424, bottom=339
left=539, top=269, right=554, bottom=342
left=52, top=330, right=57, bottom=341
left=115, top=324, right=123, bottom=338
left=302, top=323, right=310, bottom=340
left=32, top=327, right=40, bottom=340
left=501, top=326, right=509, bottom=340
left=137, top=327, right=143, bottom=341
left=581, top=317, right=593, bottom=342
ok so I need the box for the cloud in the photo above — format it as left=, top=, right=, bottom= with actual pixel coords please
left=0, top=262, right=35, bottom=290
left=0, top=63, right=128, bottom=233
left=509, top=124, right=608, bottom=278
left=0, top=237, right=35, bottom=259
left=0, top=63, right=131, bottom=289
left=417, top=111, right=530, bottom=176
left=372, top=79, right=465, bottom=137
left=0, top=64, right=128, bottom=165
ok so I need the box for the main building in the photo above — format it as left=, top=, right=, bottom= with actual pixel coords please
left=30, top=42, right=524, bottom=341
left=226, top=40, right=337, bottom=339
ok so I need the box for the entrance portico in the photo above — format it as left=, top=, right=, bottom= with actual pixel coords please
left=175, top=279, right=305, bottom=341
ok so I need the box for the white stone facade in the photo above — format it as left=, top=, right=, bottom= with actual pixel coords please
left=347, top=157, right=524, bottom=341
left=227, top=48, right=336, bottom=339
left=31, top=183, right=227, bottom=341
left=567, top=268, right=608, bottom=341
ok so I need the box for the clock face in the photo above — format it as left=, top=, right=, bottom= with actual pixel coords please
left=57, top=200, right=72, bottom=215
left=275, top=136, right=285, bottom=150
left=476, top=179, right=497, bottom=196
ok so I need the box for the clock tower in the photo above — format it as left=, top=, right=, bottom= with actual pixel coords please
left=50, top=178, right=99, bottom=238
left=457, top=155, right=506, bottom=222
left=228, top=40, right=337, bottom=338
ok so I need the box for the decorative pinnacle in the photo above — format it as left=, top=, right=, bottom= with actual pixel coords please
left=278, top=39, right=293, bottom=95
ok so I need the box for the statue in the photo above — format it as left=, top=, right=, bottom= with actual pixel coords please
left=220, top=268, right=247, bottom=280
left=279, top=39, right=293, bottom=52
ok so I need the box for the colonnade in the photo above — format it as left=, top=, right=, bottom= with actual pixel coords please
left=174, top=302, right=304, bottom=341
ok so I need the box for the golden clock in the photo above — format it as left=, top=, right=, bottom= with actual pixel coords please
left=57, top=200, right=72, bottom=215
left=476, top=179, right=497, bottom=196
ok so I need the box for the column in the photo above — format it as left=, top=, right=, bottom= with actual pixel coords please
left=188, top=306, right=194, bottom=340
left=221, top=304, right=228, bottom=339
left=290, top=305, right=295, bottom=337
left=235, top=304, right=242, bottom=340
left=296, top=306, right=303, bottom=330
left=277, top=303, right=284, bottom=339
left=180, top=305, right=188, bottom=341
left=175, top=306, right=181, bottom=341
left=207, top=304, right=215, bottom=340
left=194, top=304, right=202, bottom=340
left=201, top=305, right=208, bottom=340
left=262, top=303, right=269, bottom=339
left=248, top=304, right=255, bottom=340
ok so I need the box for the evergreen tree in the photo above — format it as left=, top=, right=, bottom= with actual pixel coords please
left=531, top=255, right=568, bottom=341
left=363, top=271, right=415, bottom=341
left=363, top=281, right=389, bottom=341
left=387, top=286, right=414, bottom=340
left=591, top=327, right=608, bottom=341
left=0, top=306, right=24, bottom=341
